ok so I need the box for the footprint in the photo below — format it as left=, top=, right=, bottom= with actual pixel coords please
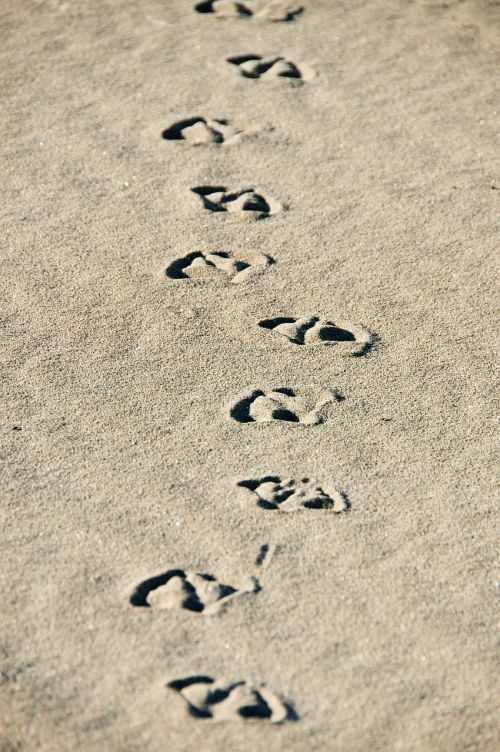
left=195, top=0, right=302, bottom=21
left=237, top=476, right=350, bottom=512
left=167, top=675, right=296, bottom=722
left=227, top=54, right=315, bottom=81
left=130, top=569, right=258, bottom=615
left=165, top=250, right=273, bottom=284
left=258, top=316, right=373, bottom=355
left=191, top=186, right=283, bottom=219
left=230, top=387, right=341, bottom=425
left=162, top=117, right=262, bottom=146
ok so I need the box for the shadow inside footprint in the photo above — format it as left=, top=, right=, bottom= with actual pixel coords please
left=162, top=117, right=252, bottom=146
left=130, top=569, right=253, bottom=614
left=165, top=250, right=273, bottom=284
left=130, top=569, right=186, bottom=607
left=258, top=317, right=296, bottom=329
left=237, top=476, right=350, bottom=513
left=167, top=675, right=297, bottom=722
left=194, top=1, right=302, bottom=21
left=230, top=388, right=336, bottom=425
left=165, top=252, right=207, bottom=279
left=318, top=325, right=355, bottom=342
left=191, top=185, right=227, bottom=212
left=270, top=408, right=299, bottom=422
left=191, top=185, right=282, bottom=218
left=227, top=54, right=313, bottom=80
left=162, top=118, right=215, bottom=141
left=229, top=390, right=264, bottom=422
left=258, top=316, right=372, bottom=352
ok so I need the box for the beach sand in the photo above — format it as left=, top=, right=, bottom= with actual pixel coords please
left=1, top=1, right=499, bottom=750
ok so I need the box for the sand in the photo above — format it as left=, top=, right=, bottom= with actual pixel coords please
left=1, top=0, right=499, bottom=750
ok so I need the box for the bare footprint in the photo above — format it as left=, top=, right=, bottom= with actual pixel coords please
left=227, top=54, right=315, bottom=81
left=167, top=675, right=296, bottom=722
left=195, top=0, right=302, bottom=21
left=162, top=117, right=263, bottom=146
left=237, top=476, right=350, bottom=512
left=230, top=387, right=342, bottom=425
left=165, top=250, right=273, bottom=283
left=258, top=316, right=373, bottom=355
left=130, top=569, right=258, bottom=615
left=191, top=186, right=283, bottom=219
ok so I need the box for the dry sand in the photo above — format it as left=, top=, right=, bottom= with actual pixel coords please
left=1, top=0, right=499, bottom=750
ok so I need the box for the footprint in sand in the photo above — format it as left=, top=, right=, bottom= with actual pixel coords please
left=130, top=569, right=258, bottom=615
left=165, top=250, right=273, bottom=283
left=191, top=185, right=283, bottom=219
left=258, top=316, right=373, bottom=355
left=195, top=0, right=302, bottom=21
left=237, top=476, right=350, bottom=512
left=162, top=117, right=264, bottom=146
left=230, top=387, right=342, bottom=425
left=227, top=54, right=315, bottom=81
left=167, top=675, right=296, bottom=722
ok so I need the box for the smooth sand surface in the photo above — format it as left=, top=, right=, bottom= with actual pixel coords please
left=1, top=1, right=499, bottom=750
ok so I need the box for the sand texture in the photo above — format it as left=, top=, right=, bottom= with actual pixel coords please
left=1, top=0, right=499, bottom=750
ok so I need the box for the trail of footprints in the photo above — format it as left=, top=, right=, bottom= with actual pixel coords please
left=130, top=1, right=379, bottom=726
